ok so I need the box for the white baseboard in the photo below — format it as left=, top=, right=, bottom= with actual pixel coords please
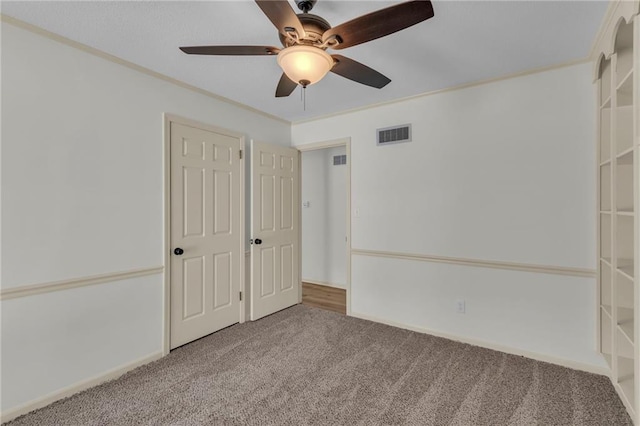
left=350, top=311, right=609, bottom=376
left=0, top=351, right=164, bottom=423
left=302, top=278, right=346, bottom=290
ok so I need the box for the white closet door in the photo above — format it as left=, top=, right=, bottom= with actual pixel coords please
left=170, top=122, right=242, bottom=349
left=250, top=140, right=300, bottom=320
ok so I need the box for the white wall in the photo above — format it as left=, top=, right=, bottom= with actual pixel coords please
left=1, top=22, right=290, bottom=414
left=292, top=63, right=603, bottom=369
left=1, top=276, right=162, bottom=411
left=352, top=256, right=597, bottom=366
left=0, top=18, right=604, bottom=416
left=301, top=146, right=347, bottom=287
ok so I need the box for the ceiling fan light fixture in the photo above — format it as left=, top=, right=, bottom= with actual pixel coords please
left=277, top=45, right=333, bottom=86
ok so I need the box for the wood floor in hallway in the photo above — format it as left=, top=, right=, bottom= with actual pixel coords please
left=301, top=282, right=346, bottom=314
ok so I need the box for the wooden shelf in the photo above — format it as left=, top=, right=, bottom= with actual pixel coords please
left=617, top=74, right=633, bottom=107
left=615, top=112, right=634, bottom=157
left=617, top=69, right=634, bottom=91
left=617, top=327, right=635, bottom=359
left=619, top=320, right=634, bottom=345
left=618, top=261, right=635, bottom=280
left=616, top=147, right=634, bottom=165
left=617, top=146, right=634, bottom=157
left=617, top=272, right=635, bottom=313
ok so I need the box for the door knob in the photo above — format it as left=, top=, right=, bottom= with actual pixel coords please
left=254, top=239, right=262, bottom=245
left=174, top=248, right=184, bottom=255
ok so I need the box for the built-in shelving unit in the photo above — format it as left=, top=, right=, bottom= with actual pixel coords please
left=596, top=7, right=638, bottom=424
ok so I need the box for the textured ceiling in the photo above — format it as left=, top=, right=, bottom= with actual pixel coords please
left=1, top=1, right=608, bottom=122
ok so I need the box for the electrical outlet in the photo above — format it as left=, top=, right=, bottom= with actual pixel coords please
left=456, top=299, right=465, bottom=314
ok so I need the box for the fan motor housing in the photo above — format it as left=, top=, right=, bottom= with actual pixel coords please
left=295, top=0, right=317, bottom=13
left=279, top=13, right=331, bottom=46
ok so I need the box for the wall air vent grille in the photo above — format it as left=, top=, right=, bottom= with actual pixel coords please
left=333, top=154, right=347, bottom=166
left=376, top=124, right=411, bottom=145
left=377, top=124, right=412, bottom=146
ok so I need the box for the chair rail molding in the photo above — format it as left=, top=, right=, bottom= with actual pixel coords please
left=0, top=266, right=164, bottom=300
left=351, top=249, right=596, bottom=278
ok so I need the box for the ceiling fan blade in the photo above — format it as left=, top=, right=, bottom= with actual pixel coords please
left=255, top=0, right=305, bottom=38
left=179, top=46, right=280, bottom=55
left=323, top=0, right=434, bottom=50
left=275, top=73, right=298, bottom=97
left=330, top=55, right=391, bottom=89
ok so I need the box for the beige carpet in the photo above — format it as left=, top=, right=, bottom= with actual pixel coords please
left=6, top=305, right=632, bottom=425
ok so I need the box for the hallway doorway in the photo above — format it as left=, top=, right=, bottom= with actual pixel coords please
left=299, top=138, right=351, bottom=314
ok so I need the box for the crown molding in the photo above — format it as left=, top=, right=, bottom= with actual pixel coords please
left=292, top=57, right=590, bottom=125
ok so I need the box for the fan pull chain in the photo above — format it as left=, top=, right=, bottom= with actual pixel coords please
left=300, top=79, right=310, bottom=112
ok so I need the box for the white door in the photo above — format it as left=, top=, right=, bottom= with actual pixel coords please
left=170, top=121, right=242, bottom=349
left=251, top=140, right=300, bottom=320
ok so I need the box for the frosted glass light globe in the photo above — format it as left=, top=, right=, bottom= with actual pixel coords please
left=277, top=45, right=334, bottom=86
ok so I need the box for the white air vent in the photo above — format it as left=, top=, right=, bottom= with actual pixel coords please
left=377, top=124, right=412, bottom=146
left=333, top=154, right=347, bottom=165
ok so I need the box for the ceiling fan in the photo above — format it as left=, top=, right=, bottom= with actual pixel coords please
left=180, top=0, right=435, bottom=97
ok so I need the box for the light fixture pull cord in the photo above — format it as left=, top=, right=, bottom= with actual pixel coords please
left=299, top=80, right=310, bottom=112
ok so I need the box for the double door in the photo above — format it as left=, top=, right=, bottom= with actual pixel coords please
left=169, top=120, right=299, bottom=349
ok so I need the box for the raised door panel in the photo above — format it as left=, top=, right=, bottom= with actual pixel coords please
left=183, top=167, right=205, bottom=238
left=260, top=247, right=276, bottom=297
left=213, top=252, right=232, bottom=310
left=182, top=256, right=205, bottom=320
left=280, top=176, right=293, bottom=231
left=281, top=244, right=294, bottom=291
left=213, top=171, right=232, bottom=235
left=260, top=175, right=276, bottom=232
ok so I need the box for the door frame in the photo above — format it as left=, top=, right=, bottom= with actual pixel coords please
left=296, top=137, right=352, bottom=315
left=162, top=113, right=245, bottom=355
